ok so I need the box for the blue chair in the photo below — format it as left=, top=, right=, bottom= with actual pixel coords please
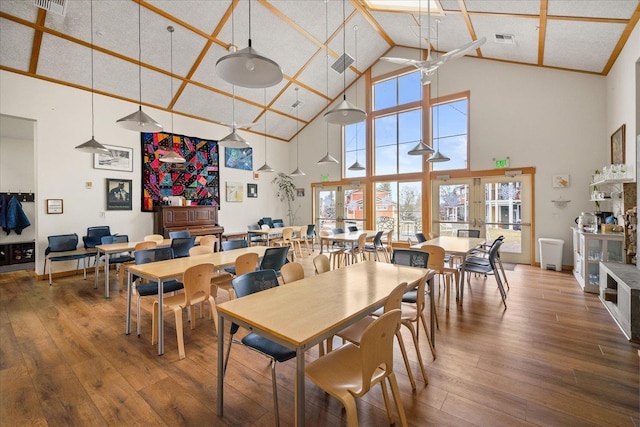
left=82, top=225, right=111, bottom=265
left=221, top=239, right=249, bottom=275
left=169, top=230, right=191, bottom=239
left=132, top=247, right=183, bottom=336
left=171, top=236, right=196, bottom=258
left=259, top=217, right=274, bottom=228
left=259, top=246, right=290, bottom=275
left=224, top=269, right=294, bottom=426
left=247, top=224, right=266, bottom=246
left=45, top=233, right=92, bottom=286
left=415, top=232, right=427, bottom=243
left=363, top=230, right=385, bottom=261
left=392, top=249, right=430, bottom=304
left=347, top=225, right=358, bottom=232
left=462, top=237, right=508, bottom=308
left=272, top=220, right=285, bottom=228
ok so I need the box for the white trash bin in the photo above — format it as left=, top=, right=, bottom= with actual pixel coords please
left=539, top=238, right=564, bottom=271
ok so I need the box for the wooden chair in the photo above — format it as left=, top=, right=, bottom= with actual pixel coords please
left=305, top=309, right=408, bottom=427
left=345, top=233, right=367, bottom=264
left=381, top=229, right=393, bottom=262
left=273, top=227, right=294, bottom=251
left=216, top=252, right=259, bottom=300
left=319, top=230, right=347, bottom=269
left=144, top=234, right=164, bottom=243
left=119, top=240, right=157, bottom=289
left=199, top=234, right=219, bottom=252
left=420, top=244, right=458, bottom=311
left=336, top=282, right=425, bottom=390
left=189, top=245, right=213, bottom=256
left=280, top=261, right=304, bottom=284
left=151, top=263, right=216, bottom=359
left=313, top=254, right=330, bottom=274
left=290, top=225, right=308, bottom=257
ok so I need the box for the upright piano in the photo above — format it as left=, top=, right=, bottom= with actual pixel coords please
left=154, top=205, right=224, bottom=241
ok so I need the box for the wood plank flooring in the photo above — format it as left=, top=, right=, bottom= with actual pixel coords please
left=1, top=253, right=639, bottom=426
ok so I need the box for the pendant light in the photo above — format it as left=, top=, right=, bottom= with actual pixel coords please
left=116, top=1, right=162, bottom=132
left=160, top=26, right=185, bottom=164
left=216, top=0, right=283, bottom=88
left=324, top=0, right=366, bottom=125
left=290, top=88, right=305, bottom=176
left=318, top=0, right=339, bottom=165
left=427, top=18, right=450, bottom=163
left=408, top=0, right=434, bottom=156
left=218, top=85, right=251, bottom=148
left=348, top=25, right=365, bottom=171
left=256, top=89, right=275, bottom=172
left=75, top=0, right=110, bottom=155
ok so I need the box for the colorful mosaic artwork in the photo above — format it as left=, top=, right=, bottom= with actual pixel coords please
left=141, top=132, right=220, bottom=212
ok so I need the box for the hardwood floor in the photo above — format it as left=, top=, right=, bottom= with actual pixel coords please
left=1, top=253, right=638, bottom=426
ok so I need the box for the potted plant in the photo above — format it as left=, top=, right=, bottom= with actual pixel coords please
left=272, top=172, right=298, bottom=225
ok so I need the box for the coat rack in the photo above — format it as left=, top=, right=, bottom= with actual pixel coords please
left=1, top=191, right=35, bottom=203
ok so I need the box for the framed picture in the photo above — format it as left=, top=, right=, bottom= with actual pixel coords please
left=610, top=124, right=625, bottom=164
left=106, top=178, right=132, bottom=210
left=224, top=147, right=253, bottom=171
left=46, top=199, right=63, bottom=214
left=226, top=181, right=243, bottom=202
left=94, top=145, right=134, bottom=172
left=296, top=188, right=305, bottom=197
left=253, top=172, right=260, bottom=180
left=552, top=174, right=570, bottom=188
left=247, top=183, right=258, bottom=198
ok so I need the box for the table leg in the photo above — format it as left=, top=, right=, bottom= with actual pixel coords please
left=459, top=258, right=466, bottom=303
left=429, top=277, right=435, bottom=346
left=105, top=253, right=111, bottom=298
left=217, top=315, right=225, bottom=416
left=319, top=238, right=324, bottom=254
left=158, top=279, right=164, bottom=355
left=295, top=347, right=305, bottom=426
left=94, top=249, right=101, bottom=289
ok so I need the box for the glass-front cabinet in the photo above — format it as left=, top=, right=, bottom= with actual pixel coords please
left=572, top=227, right=625, bottom=293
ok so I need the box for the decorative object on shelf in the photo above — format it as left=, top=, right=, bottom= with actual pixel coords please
left=224, top=147, right=253, bottom=171
left=94, top=145, right=134, bottom=171
left=116, top=0, right=162, bottom=132
left=141, top=132, right=220, bottom=212
left=552, top=174, right=569, bottom=188
left=551, top=198, right=570, bottom=208
left=106, top=179, right=132, bottom=211
left=272, top=172, right=297, bottom=225
left=610, top=124, right=625, bottom=164
left=247, top=183, right=258, bottom=198
left=226, top=182, right=243, bottom=202
left=46, top=199, right=63, bottom=214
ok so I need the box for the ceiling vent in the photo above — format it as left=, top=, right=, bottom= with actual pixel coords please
left=33, top=0, right=68, bottom=16
left=331, top=52, right=354, bottom=74
left=290, top=99, right=304, bottom=112
left=494, top=33, right=515, bottom=44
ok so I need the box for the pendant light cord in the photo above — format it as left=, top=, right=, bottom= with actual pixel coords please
left=264, top=88, right=268, bottom=159
left=137, top=1, right=142, bottom=107
left=169, top=26, right=174, bottom=140
left=342, top=0, right=346, bottom=101
left=295, top=87, right=300, bottom=168
left=354, top=25, right=360, bottom=163
left=325, top=0, right=330, bottom=152
left=90, top=0, right=95, bottom=137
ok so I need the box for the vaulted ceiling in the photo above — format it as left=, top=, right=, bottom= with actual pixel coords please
left=1, top=0, right=638, bottom=143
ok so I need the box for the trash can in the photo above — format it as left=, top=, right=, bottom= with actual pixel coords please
left=539, top=238, right=564, bottom=271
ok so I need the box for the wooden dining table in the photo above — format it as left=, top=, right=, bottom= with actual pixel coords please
left=411, top=236, right=485, bottom=302
left=250, top=225, right=305, bottom=245
left=125, top=245, right=268, bottom=355
left=216, top=260, right=429, bottom=427
left=318, top=229, right=378, bottom=254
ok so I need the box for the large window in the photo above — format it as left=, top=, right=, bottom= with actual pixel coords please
left=374, top=181, right=422, bottom=242
left=432, top=96, right=468, bottom=171
left=344, top=122, right=366, bottom=178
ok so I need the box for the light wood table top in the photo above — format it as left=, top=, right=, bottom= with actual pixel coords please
left=216, top=260, right=428, bottom=426
left=319, top=230, right=378, bottom=253
left=411, top=236, right=484, bottom=255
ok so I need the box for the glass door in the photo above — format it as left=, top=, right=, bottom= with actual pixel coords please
left=314, top=184, right=365, bottom=233
left=431, top=174, right=532, bottom=264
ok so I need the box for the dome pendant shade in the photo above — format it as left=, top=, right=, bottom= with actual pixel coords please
left=116, top=107, right=163, bottom=132
left=408, top=140, right=434, bottom=155
left=324, top=98, right=366, bottom=125
left=318, top=152, right=338, bottom=164
left=257, top=162, right=275, bottom=172
left=348, top=160, right=365, bottom=171
left=427, top=149, right=450, bottom=163
left=290, top=167, right=305, bottom=177
left=160, top=147, right=186, bottom=163
left=216, top=44, right=283, bottom=89
left=76, top=137, right=110, bottom=154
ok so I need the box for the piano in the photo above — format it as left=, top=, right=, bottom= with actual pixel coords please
left=154, top=205, right=224, bottom=241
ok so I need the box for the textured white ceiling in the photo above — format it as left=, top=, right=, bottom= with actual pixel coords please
left=0, top=0, right=638, bottom=143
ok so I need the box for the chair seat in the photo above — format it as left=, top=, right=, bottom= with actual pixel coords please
left=136, top=280, right=184, bottom=296
left=49, top=252, right=91, bottom=262
left=223, top=266, right=236, bottom=275
left=108, top=255, right=135, bottom=264
left=462, top=262, right=493, bottom=274
left=241, top=333, right=296, bottom=363
left=401, top=289, right=417, bottom=303
left=464, top=255, right=491, bottom=266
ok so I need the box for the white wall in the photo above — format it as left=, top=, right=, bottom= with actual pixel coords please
left=0, top=71, right=289, bottom=274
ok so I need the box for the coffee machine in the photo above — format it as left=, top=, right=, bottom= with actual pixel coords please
left=594, top=211, right=613, bottom=226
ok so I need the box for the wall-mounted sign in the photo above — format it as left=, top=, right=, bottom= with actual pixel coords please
left=494, top=158, right=509, bottom=168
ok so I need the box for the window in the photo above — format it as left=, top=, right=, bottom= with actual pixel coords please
left=373, top=72, right=421, bottom=110
left=431, top=96, right=468, bottom=171
left=344, top=122, right=366, bottom=178
left=374, top=181, right=422, bottom=242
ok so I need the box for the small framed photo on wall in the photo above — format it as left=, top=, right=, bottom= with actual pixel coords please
left=247, top=183, right=258, bottom=198
left=106, top=178, right=132, bottom=210
left=46, top=199, right=63, bottom=214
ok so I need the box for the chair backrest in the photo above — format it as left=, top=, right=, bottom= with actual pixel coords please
left=83, top=226, right=111, bottom=249
left=333, top=228, right=344, bottom=234
left=281, top=227, right=294, bottom=242
left=189, top=245, right=213, bottom=256
left=347, top=226, right=358, bottom=232
left=221, top=239, right=248, bottom=251
left=273, top=221, right=285, bottom=228
left=281, top=262, right=305, bottom=284
left=384, top=282, right=408, bottom=312
left=171, top=237, right=196, bottom=258
left=260, top=217, right=274, bottom=228
left=428, top=232, right=438, bottom=240
left=372, top=230, right=384, bottom=247
left=384, top=229, right=393, bottom=245
left=101, top=234, right=129, bottom=244
left=355, top=232, right=367, bottom=249
left=235, top=252, right=259, bottom=276
left=134, top=247, right=174, bottom=265
left=457, top=229, right=480, bottom=238
left=306, top=224, right=316, bottom=238
left=199, top=235, right=218, bottom=250
left=391, top=249, right=429, bottom=269
left=260, top=246, right=290, bottom=272
left=231, top=270, right=280, bottom=334
left=134, top=241, right=157, bottom=251
left=143, top=234, right=165, bottom=243
left=169, top=230, right=191, bottom=239
left=415, top=232, right=427, bottom=243
left=180, top=263, right=215, bottom=307
left=46, top=233, right=79, bottom=254
left=407, top=274, right=428, bottom=317
left=358, top=309, right=402, bottom=394
left=297, top=225, right=308, bottom=239
left=416, top=244, right=445, bottom=272
left=247, top=223, right=260, bottom=231
left=487, top=237, right=504, bottom=266
left=313, top=254, right=330, bottom=274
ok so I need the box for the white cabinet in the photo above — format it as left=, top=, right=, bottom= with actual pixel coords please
left=572, top=228, right=625, bottom=293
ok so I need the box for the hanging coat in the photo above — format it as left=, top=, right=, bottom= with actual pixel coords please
left=3, top=196, right=31, bottom=235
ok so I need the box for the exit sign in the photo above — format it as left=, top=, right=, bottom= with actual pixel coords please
left=495, top=158, right=509, bottom=168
